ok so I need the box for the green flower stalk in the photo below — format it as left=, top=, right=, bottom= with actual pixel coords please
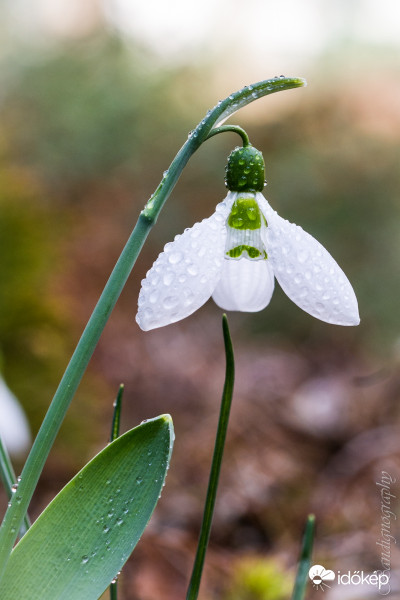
left=186, top=315, right=235, bottom=600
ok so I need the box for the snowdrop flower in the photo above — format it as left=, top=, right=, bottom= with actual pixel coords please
left=136, top=144, right=359, bottom=331
left=0, top=375, right=31, bottom=456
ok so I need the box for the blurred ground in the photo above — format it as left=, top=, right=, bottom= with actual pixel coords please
left=1, top=4, right=400, bottom=599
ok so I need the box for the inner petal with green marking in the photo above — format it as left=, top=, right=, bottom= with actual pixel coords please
left=227, top=196, right=262, bottom=230
left=225, top=195, right=268, bottom=261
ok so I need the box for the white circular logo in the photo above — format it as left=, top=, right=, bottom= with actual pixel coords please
left=309, top=564, right=336, bottom=590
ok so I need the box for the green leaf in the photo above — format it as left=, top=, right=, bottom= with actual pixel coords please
left=0, top=415, right=174, bottom=600
left=291, top=514, right=315, bottom=600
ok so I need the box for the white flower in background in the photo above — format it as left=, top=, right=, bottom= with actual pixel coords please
left=0, top=376, right=31, bottom=456
left=136, top=145, right=359, bottom=331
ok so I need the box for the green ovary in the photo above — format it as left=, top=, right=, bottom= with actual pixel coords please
left=227, top=197, right=262, bottom=230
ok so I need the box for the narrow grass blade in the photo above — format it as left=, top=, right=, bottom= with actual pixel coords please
left=0, top=434, right=16, bottom=502
left=0, top=415, right=174, bottom=600
left=110, top=384, right=124, bottom=443
left=0, top=435, right=30, bottom=536
left=186, top=314, right=235, bottom=600
left=291, top=514, right=316, bottom=600
left=109, top=384, right=124, bottom=600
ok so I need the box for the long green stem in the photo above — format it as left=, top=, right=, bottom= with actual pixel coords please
left=0, top=76, right=305, bottom=579
left=186, top=315, right=235, bottom=600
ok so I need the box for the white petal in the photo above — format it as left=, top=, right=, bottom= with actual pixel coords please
left=136, top=200, right=232, bottom=330
left=0, top=377, right=31, bottom=456
left=212, top=258, right=275, bottom=312
left=257, top=194, right=360, bottom=326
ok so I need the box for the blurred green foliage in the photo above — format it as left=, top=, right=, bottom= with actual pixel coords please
left=1, top=36, right=207, bottom=190
left=0, top=172, right=102, bottom=463
left=224, top=558, right=292, bottom=600
left=0, top=172, right=64, bottom=418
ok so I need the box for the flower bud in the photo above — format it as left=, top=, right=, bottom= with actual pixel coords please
left=225, top=145, right=265, bottom=192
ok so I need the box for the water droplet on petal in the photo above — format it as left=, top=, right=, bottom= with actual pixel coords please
left=300, top=287, right=308, bottom=298
left=150, top=291, right=159, bottom=304
left=163, top=296, right=179, bottom=310
left=297, top=249, right=309, bottom=264
left=163, top=272, right=174, bottom=286
left=187, top=264, right=198, bottom=276
left=168, top=252, right=183, bottom=265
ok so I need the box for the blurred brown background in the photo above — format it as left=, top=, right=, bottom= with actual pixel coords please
left=0, top=1, right=400, bottom=598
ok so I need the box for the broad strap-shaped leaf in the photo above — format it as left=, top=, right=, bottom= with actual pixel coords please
left=0, top=415, right=174, bottom=600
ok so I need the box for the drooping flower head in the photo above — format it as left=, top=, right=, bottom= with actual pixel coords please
left=136, top=144, right=359, bottom=331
